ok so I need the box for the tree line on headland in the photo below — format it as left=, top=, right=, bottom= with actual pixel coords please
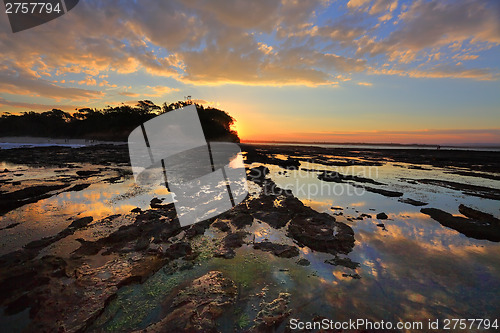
left=0, top=100, right=239, bottom=142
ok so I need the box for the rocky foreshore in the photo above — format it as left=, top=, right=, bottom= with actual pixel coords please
left=0, top=143, right=499, bottom=332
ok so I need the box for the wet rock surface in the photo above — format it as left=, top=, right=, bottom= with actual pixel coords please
left=137, top=271, right=237, bottom=332
left=253, top=241, right=300, bottom=258
left=317, top=170, right=384, bottom=185
left=417, top=179, right=500, bottom=201
left=398, top=197, right=428, bottom=206
left=251, top=292, right=292, bottom=331
left=421, top=206, right=500, bottom=242
left=324, top=256, right=360, bottom=269
left=1, top=144, right=498, bottom=332
left=240, top=144, right=500, bottom=173
left=247, top=168, right=356, bottom=256
left=0, top=184, right=69, bottom=215
left=376, top=212, right=388, bottom=220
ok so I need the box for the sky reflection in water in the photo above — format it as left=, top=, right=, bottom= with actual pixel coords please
left=1, top=157, right=500, bottom=329
left=263, top=160, right=500, bottom=323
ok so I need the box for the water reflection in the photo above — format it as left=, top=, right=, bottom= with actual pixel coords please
left=0, top=166, right=169, bottom=255
left=261, top=157, right=500, bottom=327
left=2, top=153, right=500, bottom=331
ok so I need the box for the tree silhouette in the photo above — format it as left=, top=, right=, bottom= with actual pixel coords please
left=0, top=101, right=240, bottom=142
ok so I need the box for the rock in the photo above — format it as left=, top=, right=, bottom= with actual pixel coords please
left=253, top=241, right=299, bottom=258
left=247, top=166, right=270, bottom=180
left=0, top=222, right=20, bottom=231
left=318, top=171, right=384, bottom=185
left=150, top=197, right=169, bottom=209
left=398, top=197, right=428, bottom=206
left=342, top=273, right=361, bottom=279
left=296, top=258, right=310, bottom=266
left=356, top=185, right=403, bottom=197
left=139, top=271, right=237, bottom=332
left=288, top=213, right=355, bottom=256
left=421, top=207, right=500, bottom=242
left=324, top=256, right=359, bottom=269
left=360, top=213, right=372, bottom=218
left=131, top=207, right=142, bottom=213
left=212, top=220, right=231, bottom=232
left=166, top=242, right=192, bottom=260
left=223, top=231, right=248, bottom=248
left=318, top=171, right=343, bottom=183
left=76, top=170, right=100, bottom=177
left=68, top=216, right=93, bottom=229
left=0, top=184, right=69, bottom=216
left=417, top=179, right=500, bottom=201
left=458, top=204, right=500, bottom=225
left=216, top=205, right=253, bottom=230
left=214, top=231, right=248, bottom=259
left=65, top=184, right=91, bottom=192
left=376, top=212, right=388, bottom=219
left=253, top=292, right=291, bottom=331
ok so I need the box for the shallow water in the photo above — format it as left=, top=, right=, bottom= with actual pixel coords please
left=1, top=153, right=499, bottom=332
left=88, top=157, right=500, bottom=331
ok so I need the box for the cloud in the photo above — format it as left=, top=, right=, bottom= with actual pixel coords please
left=357, top=82, right=373, bottom=86
left=370, top=63, right=498, bottom=80
left=0, top=63, right=103, bottom=100
left=145, top=86, right=180, bottom=96
left=118, top=92, right=140, bottom=98
left=0, top=0, right=498, bottom=105
left=358, top=0, right=500, bottom=57
left=0, top=97, right=78, bottom=111
left=78, top=76, right=97, bottom=86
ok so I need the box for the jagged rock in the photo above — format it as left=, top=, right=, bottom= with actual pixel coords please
left=288, top=213, right=355, bottom=256
left=398, top=197, right=428, bottom=206
left=253, top=241, right=299, bottom=258
left=76, top=170, right=100, bottom=177
left=296, top=258, right=310, bottom=266
left=247, top=166, right=270, bottom=180
left=421, top=207, right=500, bottom=242
left=376, top=212, right=388, bottom=219
left=214, top=231, right=248, bottom=259
left=458, top=204, right=500, bottom=225
left=138, top=271, right=237, bottom=332
left=212, top=220, right=231, bottom=232
left=324, top=256, right=360, bottom=269
left=252, top=292, right=291, bottom=331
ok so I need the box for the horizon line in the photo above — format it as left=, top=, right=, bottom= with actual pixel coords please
left=241, top=139, right=500, bottom=148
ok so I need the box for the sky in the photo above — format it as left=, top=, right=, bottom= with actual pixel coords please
left=0, top=0, right=499, bottom=145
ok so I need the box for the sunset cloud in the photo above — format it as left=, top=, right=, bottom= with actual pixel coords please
left=0, top=0, right=497, bottom=100
left=0, top=0, right=498, bottom=144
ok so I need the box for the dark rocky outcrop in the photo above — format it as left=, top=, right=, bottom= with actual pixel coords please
left=376, top=212, right=388, bottom=219
left=398, top=197, right=428, bottom=206
left=421, top=207, right=500, bottom=242
left=417, top=179, right=500, bottom=201
left=253, top=241, right=300, bottom=258
left=139, top=271, right=237, bottom=332
left=317, top=170, right=384, bottom=185
left=324, top=256, right=360, bottom=269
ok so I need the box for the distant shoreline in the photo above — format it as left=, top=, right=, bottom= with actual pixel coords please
left=1, top=136, right=499, bottom=152
left=241, top=140, right=500, bottom=150
left=0, top=136, right=126, bottom=150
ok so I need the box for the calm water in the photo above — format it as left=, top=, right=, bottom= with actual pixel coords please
left=1, top=154, right=499, bottom=332
left=244, top=141, right=500, bottom=152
